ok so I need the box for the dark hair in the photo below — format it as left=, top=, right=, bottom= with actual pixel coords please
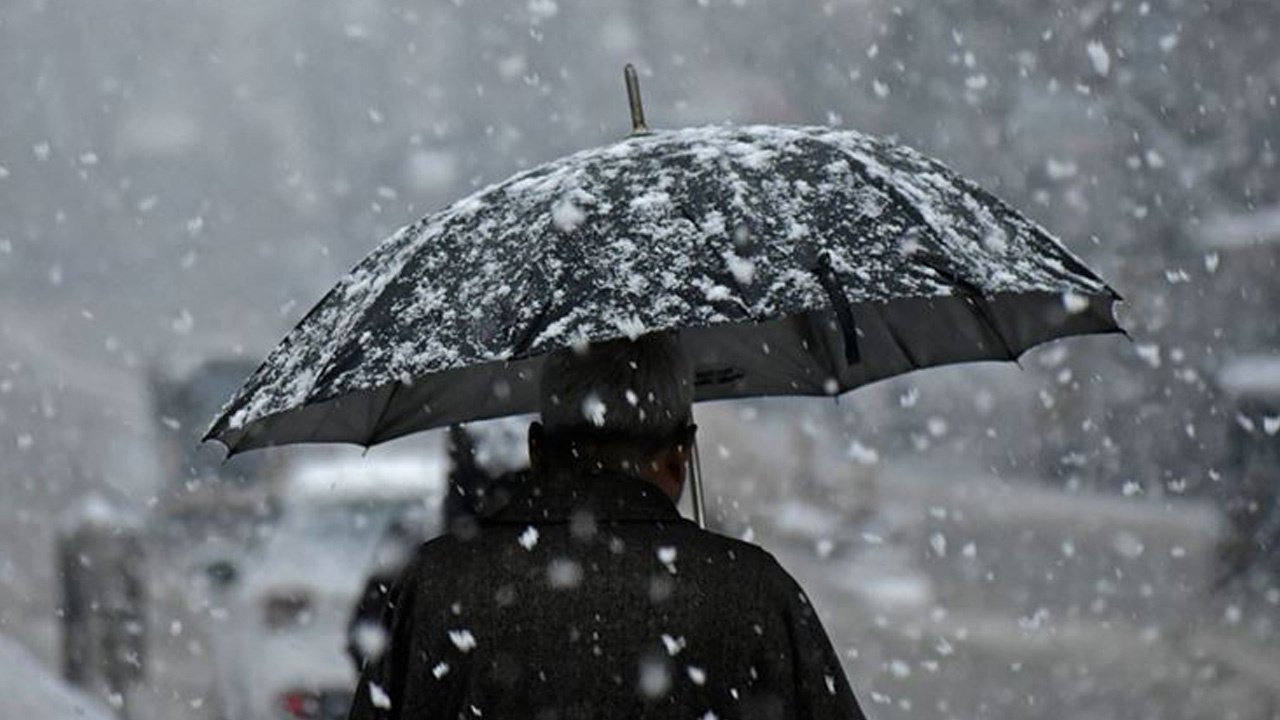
left=538, top=332, right=694, bottom=473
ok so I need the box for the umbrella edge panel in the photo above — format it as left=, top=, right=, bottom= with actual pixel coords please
left=211, top=290, right=1119, bottom=455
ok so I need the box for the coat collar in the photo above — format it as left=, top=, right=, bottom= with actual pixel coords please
left=480, top=470, right=685, bottom=525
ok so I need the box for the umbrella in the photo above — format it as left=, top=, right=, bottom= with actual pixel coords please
left=206, top=66, right=1122, bottom=522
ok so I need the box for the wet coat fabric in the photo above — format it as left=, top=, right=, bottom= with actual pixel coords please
left=347, top=472, right=866, bottom=720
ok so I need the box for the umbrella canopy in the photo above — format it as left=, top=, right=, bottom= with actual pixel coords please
left=206, top=123, right=1120, bottom=456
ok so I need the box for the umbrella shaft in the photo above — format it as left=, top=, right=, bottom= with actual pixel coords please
left=689, top=437, right=706, bottom=529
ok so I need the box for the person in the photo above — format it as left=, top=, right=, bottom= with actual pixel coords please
left=347, top=332, right=866, bottom=720
left=346, top=517, right=420, bottom=673
left=347, top=424, right=513, bottom=672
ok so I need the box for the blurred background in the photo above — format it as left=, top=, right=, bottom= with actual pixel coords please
left=1, top=0, right=1277, bottom=718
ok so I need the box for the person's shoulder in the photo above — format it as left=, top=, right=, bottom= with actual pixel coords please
left=746, top=545, right=813, bottom=611
left=411, top=530, right=469, bottom=563
left=690, top=529, right=807, bottom=593
left=680, top=528, right=815, bottom=613
left=393, top=531, right=458, bottom=578
left=681, top=525, right=783, bottom=571
left=416, top=532, right=449, bottom=552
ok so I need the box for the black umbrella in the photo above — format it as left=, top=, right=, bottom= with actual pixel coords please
left=206, top=67, right=1121, bottom=521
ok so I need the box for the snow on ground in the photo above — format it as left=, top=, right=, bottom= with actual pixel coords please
left=0, top=633, right=115, bottom=720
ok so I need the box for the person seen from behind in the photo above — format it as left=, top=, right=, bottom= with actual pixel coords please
left=347, top=331, right=867, bottom=719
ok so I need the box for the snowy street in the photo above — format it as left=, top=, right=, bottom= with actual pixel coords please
left=3, top=0, right=1278, bottom=718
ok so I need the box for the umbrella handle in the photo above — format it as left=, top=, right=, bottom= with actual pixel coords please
left=624, top=64, right=650, bottom=136
left=688, top=435, right=707, bottom=529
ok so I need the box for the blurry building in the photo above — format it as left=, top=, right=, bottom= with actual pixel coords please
left=57, top=499, right=147, bottom=718
left=146, top=358, right=282, bottom=556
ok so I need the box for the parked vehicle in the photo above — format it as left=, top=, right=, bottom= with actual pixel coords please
left=209, top=450, right=445, bottom=720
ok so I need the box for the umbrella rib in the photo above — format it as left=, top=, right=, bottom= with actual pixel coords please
left=951, top=174, right=1112, bottom=291
left=510, top=300, right=556, bottom=360
left=828, top=147, right=1022, bottom=359
left=833, top=147, right=942, bottom=247
left=966, top=295, right=1018, bottom=360
left=917, top=253, right=1018, bottom=360
left=309, top=222, right=452, bottom=395
left=812, top=255, right=861, bottom=366
left=831, top=144, right=1019, bottom=359
left=836, top=143, right=1102, bottom=358
left=881, top=311, right=922, bottom=369
left=363, top=381, right=403, bottom=446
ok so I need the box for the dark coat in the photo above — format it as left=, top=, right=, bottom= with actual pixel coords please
left=348, top=426, right=505, bottom=673
left=347, top=471, right=866, bottom=720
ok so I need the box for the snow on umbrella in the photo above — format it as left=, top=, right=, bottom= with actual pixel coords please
left=206, top=68, right=1120, bottom=460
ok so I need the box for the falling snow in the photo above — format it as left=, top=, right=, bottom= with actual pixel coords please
left=1086, top=41, right=1111, bottom=76
left=449, top=629, right=478, bottom=653
left=3, top=3, right=1276, bottom=720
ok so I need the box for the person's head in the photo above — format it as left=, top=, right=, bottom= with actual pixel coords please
left=529, top=332, right=696, bottom=501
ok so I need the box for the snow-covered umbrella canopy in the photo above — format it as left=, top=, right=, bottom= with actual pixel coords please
left=206, top=96, right=1120, bottom=456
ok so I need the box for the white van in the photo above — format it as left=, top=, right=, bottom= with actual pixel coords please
left=210, top=450, right=445, bottom=720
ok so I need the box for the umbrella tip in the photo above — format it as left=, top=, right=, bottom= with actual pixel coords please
left=624, top=64, right=650, bottom=136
